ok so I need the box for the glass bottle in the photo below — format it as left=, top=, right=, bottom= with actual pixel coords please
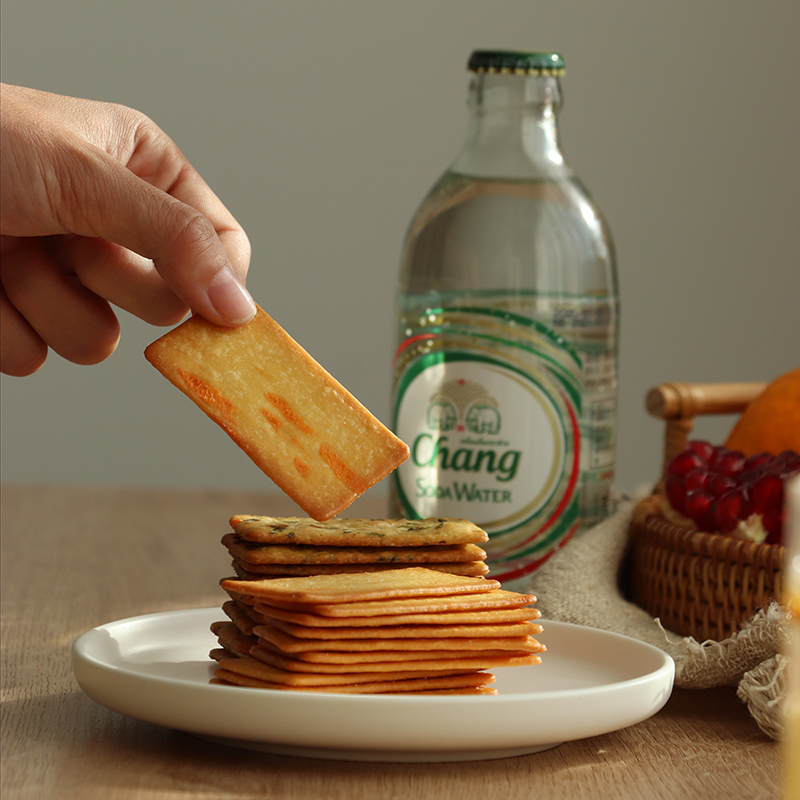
left=391, top=50, right=619, bottom=590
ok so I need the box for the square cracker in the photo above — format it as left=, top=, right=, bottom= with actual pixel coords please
left=213, top=656, right=478, bottom=686
left=144, top=307, right=409, bottom=521
left=264, top=589, right=537, bottom=618
left=255, top=641, right=531, bottom=663
left=222, top=533, right=486, bottom=565
left=221, top=600, right=256, bottom=636
left=220, top=568, right=499, bottom=604
left=253, top=624, right=544, bottom=655
left=251, top=602, right=541, bottom=628
left=210, top=647, right=239, bottom=662
left=230, top=558, right=489, bottom=579
left=250, top=645, right=542, bottom=673
left=396, top=687, right=498, bottom=695
left=230, top=516, right=489, bottom=547
left=261, top=617, right=544, bottom=640
left=213, top=666, right=495, bottom=694
left=210, top=620, right=258, bottom=656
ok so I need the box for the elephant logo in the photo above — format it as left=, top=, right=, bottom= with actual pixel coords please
left=427, top=401, right=457, bottom=431
left=427, top=379, right=500, bottom=434
left=466, top=404, right=500, bottom=434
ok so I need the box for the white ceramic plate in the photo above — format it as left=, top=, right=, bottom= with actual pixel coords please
left=72, top=607, right=674, bottom=762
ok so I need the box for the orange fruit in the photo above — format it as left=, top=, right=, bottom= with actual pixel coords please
left=724, top=367, right=800, bottom=456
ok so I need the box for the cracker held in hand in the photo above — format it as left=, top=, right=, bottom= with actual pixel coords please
left=144, top=307, right=409, bottom=520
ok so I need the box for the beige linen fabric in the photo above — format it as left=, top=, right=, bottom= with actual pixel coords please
left=526, top=499, right=789, bottom=740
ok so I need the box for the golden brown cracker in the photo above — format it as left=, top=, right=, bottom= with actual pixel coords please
left=223, top=585, right=259, bottom=606
left=213, top=665, right=495, bottom=693
left=255, top=641, right=536, bottom=664
left=220, top=568, right=499, bottom=604
left=251, top=602, right=540, bottom=628
left=209, top=647, right=240, bottom=662
left=270, top=589, right=537, bottom=618
left=263, top=617, right=543, bottom=640
left=223, top=533, right=486, bottom=565
left=221, top=600, right=256, bottom=636
left=231, top=558, right=488, bottom=579
left=210, top=620, right=258, bottom=656
left=144, top=307, right=409, bottom=521
left=397, top=687, right=498, bottom=695
left=214, top=656, right=478, bottom=686
left=230, top=515, right=489, bottom=547
left=253, top=623, right=544, bottom=654
left=250, top=645, right=542, bottom=674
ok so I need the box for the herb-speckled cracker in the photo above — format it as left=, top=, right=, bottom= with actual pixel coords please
left=230, top=559, right=489, bottom=579
left=222, top=533, right=486, bottom=565
left=144, top=308, right=409, bottom=521
left=230, top=515, right=489, bottom=546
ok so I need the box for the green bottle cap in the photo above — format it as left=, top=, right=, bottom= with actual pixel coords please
left=467, top=50, right=565, bottom=76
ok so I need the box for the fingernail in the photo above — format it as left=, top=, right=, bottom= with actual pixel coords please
left=207, top=267, right=257, bottom=324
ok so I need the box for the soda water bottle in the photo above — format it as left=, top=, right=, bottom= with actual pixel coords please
left=391, top=51, right=619, bottom=590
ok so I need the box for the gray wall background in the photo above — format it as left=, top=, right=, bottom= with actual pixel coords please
left=2, top=0, right=798, bottom=500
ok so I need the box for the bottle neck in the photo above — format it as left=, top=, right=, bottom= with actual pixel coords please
left=449, top=72, right=571, bottom=181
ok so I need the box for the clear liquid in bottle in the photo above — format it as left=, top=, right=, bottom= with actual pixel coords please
left=391, top=53, right=618, bottom=590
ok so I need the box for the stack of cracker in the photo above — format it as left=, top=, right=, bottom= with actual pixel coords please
left=211, top=567, right=544, bottom=695
left=223, top=515, right=491, bottom=580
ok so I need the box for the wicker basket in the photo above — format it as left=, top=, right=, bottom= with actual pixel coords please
left=628, top=380, right=786, bottom=641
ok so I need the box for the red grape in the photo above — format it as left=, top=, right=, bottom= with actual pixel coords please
left=744, top=452, right=774, bottom=472
left=686, top=440, right=715, bottom=463
left=776, top=450, right=800, bottom=471
left=667, top=450, right=708, bottom=477
left=707, top=472, right=736, bottom=497
left=663, top=442, right=796, bottom=545
left=712, top=489, right=751, bottom=534
left=749, top=473, right=784, bottom=514
left=684, top=488, right=714, bottom=530
left=684, top=468, right=709, bottom=492
left=665, top=475, right=687, bottom=514
left=710, top=448, right=747, bottom=477
left=762, top=507, right=784, bottom=537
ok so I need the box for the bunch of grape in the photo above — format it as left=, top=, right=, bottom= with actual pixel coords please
left=664, top=441, right=800, bottom=545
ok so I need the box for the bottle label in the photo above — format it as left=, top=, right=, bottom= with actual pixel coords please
left=392, top=307, right=582, bottom=583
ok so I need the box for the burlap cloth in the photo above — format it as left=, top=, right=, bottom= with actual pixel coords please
left=526, top=498, right=790, bottom=740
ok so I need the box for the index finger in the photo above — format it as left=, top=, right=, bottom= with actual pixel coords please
left=55, top=143, right=256, bottom=327
left=123, top=124, right=252, bottom=285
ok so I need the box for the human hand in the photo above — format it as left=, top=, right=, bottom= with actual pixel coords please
left=0, top=84, right=256, bottom=376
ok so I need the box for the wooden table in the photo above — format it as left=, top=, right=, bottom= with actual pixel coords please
left=1, top=485, right=782, bottom=800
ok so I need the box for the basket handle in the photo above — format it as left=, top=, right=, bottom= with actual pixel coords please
left=646, top=381, right=766, bottom=480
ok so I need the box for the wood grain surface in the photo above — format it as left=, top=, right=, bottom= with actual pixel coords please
left=0, top=485, right=781, bottom=800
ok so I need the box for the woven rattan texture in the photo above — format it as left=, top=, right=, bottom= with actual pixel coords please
left=629, top=494, right=784, bottom=641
